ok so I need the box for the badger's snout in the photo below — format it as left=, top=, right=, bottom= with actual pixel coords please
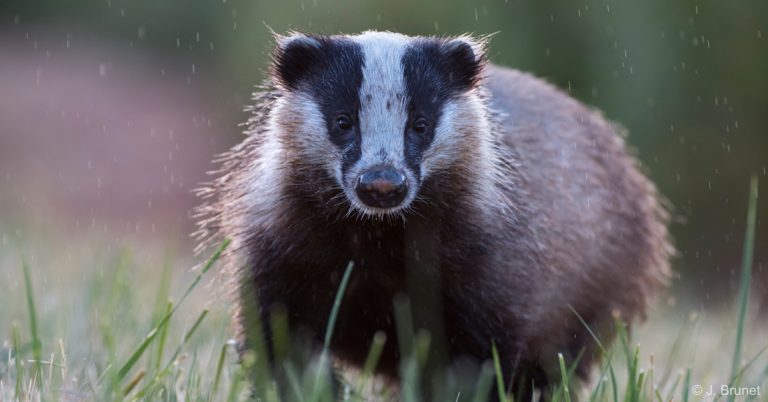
left=355, top=167, right=408, bottom=208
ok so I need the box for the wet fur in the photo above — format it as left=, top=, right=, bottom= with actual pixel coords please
left=195, top=34, right=672, bottom=401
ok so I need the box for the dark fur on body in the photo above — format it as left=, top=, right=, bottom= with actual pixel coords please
left=195, top=34, right=672, bottom=401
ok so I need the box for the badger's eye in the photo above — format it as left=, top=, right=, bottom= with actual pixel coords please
left=412, top=118, right=429, bottom=134
left=335, top=115, right=353, bottom=131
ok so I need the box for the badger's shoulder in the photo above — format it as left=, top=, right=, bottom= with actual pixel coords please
left=484, top=63, right=653, bottom=207
left=484, top=64, right=613, bottom=140
left=484, top=63, right=671, bottom=314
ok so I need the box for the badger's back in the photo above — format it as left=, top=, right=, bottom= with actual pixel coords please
left=485, top=64, right=671, bottom=364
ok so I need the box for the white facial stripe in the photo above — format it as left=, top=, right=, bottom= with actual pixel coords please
left=421, top=100, right=462, bottom=176
left=273, top=93, right=341, bottom=180
left=354, top=32, right=410, bottom=169
left=422, top=96, right=489, bottom=176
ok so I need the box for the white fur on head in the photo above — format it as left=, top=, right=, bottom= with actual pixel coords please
left=340, top=32, right=420, bottom=218
left=263, top=31, right=495, bottom=219
left=355, top=31, right=409, bottom=169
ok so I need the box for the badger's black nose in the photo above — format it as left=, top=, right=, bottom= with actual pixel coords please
left=355, top=168, right=408, bottom=208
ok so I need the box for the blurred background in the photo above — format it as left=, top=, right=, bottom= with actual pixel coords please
left=0, top=0, right=766, bottom=310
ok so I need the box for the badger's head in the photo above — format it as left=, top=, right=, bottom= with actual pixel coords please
left=268, top=31, right=489, bottom=219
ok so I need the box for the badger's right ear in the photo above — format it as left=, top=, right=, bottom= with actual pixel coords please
left=272, top=33, right=326, bottom=90
left=440, top=35, right=488, bottom=91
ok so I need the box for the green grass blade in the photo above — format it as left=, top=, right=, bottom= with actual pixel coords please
left=22, top=259, right=43, bottom=391
left=616, top=319, right=631, bottom=365
left=284, top=362, right=307, bottom=402
left=471, top=362, right=496, bottom=402
left=133, top=309, right=210, bottom=398
left=552, top=349, right=584, bottom=402
left=568, top=305, right=606, bottom=353
left=635, top=371, right=645, bottom=402
left=226, top=365, right=245, bottom=402
left=182, top=309, right=209, bottom=344
left=610, top=364, right=618, bottom=402
left=210, top=342, right=230, bottom=401
left=152, top=257, right=173, bottom=371
left=12, top=322, right=23, bottom=399
left=393, top=295, right=422, bottom=402
left=185, top=349, right=199, bottom=400
left=323, top=261, right=355, bottom=350
left=558, top=354, right=572, bottom=402
left=362, top=331, right=387, bottom=376
left=153, top=301, right=173, bottom=373
left=729, top=175, right=759, bottom=402
left=116, top=315, right=171, bottom=384
left=270, top=304, right=290, bottom=365
left=310, top=261, right=355, bottom=402
left=729, top=344, right=768, bottom=385
left=588, top=352, right=615, bottom=402
left=356, top=331, right=387, bottom=396
left=116, top=239, right=229, bottom=382
left=657, top=318, right=694, bottom=391
left=492, top=341, right=506, bottom=402
left=184, top=238, right=231, bottom=299
left=413, top=329, right=432, bottom=369
left=626, top=345, right=640, bottom=402
left=663, top=370, right=682, bottom=402
left=400, top=357, right=420, bottom=402
left=394, top=295, right=415, bottom=358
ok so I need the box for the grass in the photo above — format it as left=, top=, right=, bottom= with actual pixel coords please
left=0, top=176, right=765, bottom=401
left=728, top=176, right=759, bottom=402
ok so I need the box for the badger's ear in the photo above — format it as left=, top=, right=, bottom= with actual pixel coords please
left=272, top=33, right=325, bottom=90
left=440, top=36, right=487, bottom=90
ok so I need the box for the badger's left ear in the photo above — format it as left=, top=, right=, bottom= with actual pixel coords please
left=272, top=32, right=327, bottom=90
left=440, top=36, right=487, bottom=91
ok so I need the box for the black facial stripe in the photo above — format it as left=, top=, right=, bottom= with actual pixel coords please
left=402, top=39, right=473, bottom=179
left=294, top=37, right=365, bottom=175
left=340, top=136, right=362, bottom=175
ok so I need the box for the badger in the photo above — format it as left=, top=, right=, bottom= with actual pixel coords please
left=195, top=31, right=672, bottom=401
